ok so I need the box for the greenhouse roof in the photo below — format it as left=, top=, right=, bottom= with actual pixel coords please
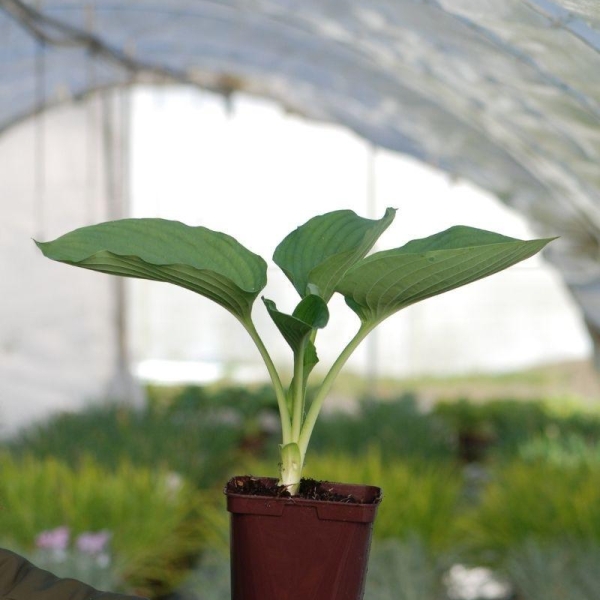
left=1, top=0, right=600, bottom=335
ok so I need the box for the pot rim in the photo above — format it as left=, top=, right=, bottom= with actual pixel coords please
left=224, top=475, right=382, bottom=522
left=225, top=475, right=382, bottom=502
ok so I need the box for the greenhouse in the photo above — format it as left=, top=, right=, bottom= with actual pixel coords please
left=1, top=1, right=599, bottom=599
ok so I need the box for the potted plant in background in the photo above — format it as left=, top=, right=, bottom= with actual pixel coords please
left=435, top=399, right=498, bottom=463
left=36, top=207, right=552, bottom=600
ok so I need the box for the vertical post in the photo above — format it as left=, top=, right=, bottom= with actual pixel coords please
left=365, top=143, right=379, bottom=396
left=102, top=86, right=143, bottom=406
left=85, top=0, right=98, bottom=224
left=33, top=22, right=45, bottom=239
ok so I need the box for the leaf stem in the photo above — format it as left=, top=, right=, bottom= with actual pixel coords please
left=298, top=322, right=374, bottom=456
left=291, top=340, right=307, bottom=441
left=243, top=319, right=292, bottom=444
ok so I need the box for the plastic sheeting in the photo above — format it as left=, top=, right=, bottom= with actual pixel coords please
left=0, top=0, right=599, bottom=340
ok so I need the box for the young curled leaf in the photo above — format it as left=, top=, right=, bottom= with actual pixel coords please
left=263, top=295, right=329, bottom=354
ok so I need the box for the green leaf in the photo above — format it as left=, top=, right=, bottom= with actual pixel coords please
left=273, top=207, right=396, bottom=301
left=263, top=295, right=328, bottom=380
left=35, top=218, right=268, bottom=322
left=337, top=226, right=555, bottom=324
left=292, top=293, right=330, bottom=329
left=263, top=295, right=329, bottom=354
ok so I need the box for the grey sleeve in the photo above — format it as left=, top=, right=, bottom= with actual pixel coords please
left=0, top=548, right=147, bottom=600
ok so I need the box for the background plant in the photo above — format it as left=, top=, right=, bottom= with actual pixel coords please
left=3, top=386, right=599, bottom=598
left=0, top=454, right=226, bottom=596
left=503, top=540, right=600, bottom=600
left=12, top=527, right=119, bottom=589
left=310, top=394, right=453, bottom=461
left=518, top=432, right=600, bottom=468
left=462, top=460, right=600, bottom=565
left=7, top=400, right=243, bottom=488
left=365, top=538, right=453, bottom=600
left=434, top=398, right=600, bottom=462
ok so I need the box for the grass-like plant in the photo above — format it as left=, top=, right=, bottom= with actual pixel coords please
left=519, top=432, right=600, bottom=468
left=0, top=454, right=226, bottom=595
left=310, top=394, right=453, bottom=461
left=463, top=460, right=600, bottom=563
left=36, top=208, right=551, bottom=494
left=504, top=539, right=600, bottom=600
left=8, top=400, right=244, bottom=488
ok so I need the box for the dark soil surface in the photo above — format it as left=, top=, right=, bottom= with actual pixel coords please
left=226, top=476, right=361, bottom=503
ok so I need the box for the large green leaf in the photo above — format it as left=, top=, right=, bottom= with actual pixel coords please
left=336, top=226, right=554, bottom=324
left=273, top=208, right=396, bottom=301
left=35, top=218, right=268, bottom=321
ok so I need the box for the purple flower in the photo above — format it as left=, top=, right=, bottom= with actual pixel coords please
left=35, top=526, right=70, bottom=551
left=76, top=530, right=111, bottom=555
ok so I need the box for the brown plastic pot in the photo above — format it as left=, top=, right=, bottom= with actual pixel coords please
left=225, top=476, right=382, bottom=600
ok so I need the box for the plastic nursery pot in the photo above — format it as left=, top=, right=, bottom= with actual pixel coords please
left=225, top=475, right=382, bottom=600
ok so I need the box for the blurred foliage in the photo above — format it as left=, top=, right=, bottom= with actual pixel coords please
left=147, top=383, right=278, bottom=418
left=149, top=383, right=281, bottom=460
left=518, top=432, right=600, bottom=468
left=433, top=397, right=600, bottom=462
left=6, top=400, right=243, bottom=488
left=0, top=454, right=227, bottom=597
left=365, top=537, right=453, bottom=600
left=3, top=383, right=600, bottom=598
left=310, top=393, right=454, bottom=461
left=462, top=460, right=600, bottom=565
left=504, top=540, right=600, bottom=600
left=175, top=550, right=231, bottom=600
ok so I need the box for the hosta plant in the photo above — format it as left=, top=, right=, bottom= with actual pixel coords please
left=36, top=208, right=552, bottom=494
